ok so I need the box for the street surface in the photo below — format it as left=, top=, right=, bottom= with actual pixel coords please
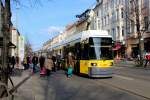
left=11, top=64, right=150, bottom=100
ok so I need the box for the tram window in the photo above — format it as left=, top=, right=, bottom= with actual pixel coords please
left=89, top=37, right=112, bottom=60
left=81, top=43, right=89, bottom=60
left=75, top=43, right=81, bottom=60
left=89, top=47, right=97, bottom=59
left=101, top=47, right=112, bottom=60
left=101, top=38, right=112, bottom=45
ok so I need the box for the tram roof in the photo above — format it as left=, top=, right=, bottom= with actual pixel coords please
left=48, top=30, right=112, bottom=50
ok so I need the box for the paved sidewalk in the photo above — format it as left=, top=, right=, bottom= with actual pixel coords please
left=12, top=69, right=48, bottom=100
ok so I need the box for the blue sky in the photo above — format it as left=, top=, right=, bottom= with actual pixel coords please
left=11, top=0, right=96, bottom=51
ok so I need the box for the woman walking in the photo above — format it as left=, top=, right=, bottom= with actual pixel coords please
left=45, top=55, right=54, bottom=76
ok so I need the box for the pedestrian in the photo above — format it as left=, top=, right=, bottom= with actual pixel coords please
left=45, top=55, right=54, bottom=76
left=16, top=56, right=19, bottom=68
left=32, top=54, right=38, bottom=73
left=11, top=56, right=16, bottom=69
left=56, top=54, right=61, bottom=70
left=23, top=57, right=27, bottom=70
left=8, top=56, right=12, bottom=73
left=39, top=55, right=45, bottom=71
left=52, top=55, right=56, bottom=72
left=27, top=56, right=31, bottom=69
left=68, top=52, right=74, bottom=69
left=144, top=51, right=150, bottom=68
left=67, top=64, right=73, bottom=78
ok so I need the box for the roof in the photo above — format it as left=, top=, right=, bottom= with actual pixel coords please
left=48, top=30, right=112, bottom=50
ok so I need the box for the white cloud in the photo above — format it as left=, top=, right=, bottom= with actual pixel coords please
left=44, top=26, right=65, bottom=34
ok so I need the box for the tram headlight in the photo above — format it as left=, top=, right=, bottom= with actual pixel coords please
left=110, top=62, right=113, bottom=66
left=91, top=63, right=97, bottom=67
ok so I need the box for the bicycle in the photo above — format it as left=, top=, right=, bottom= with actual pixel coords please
left=134, top=57, right=141, bottom=65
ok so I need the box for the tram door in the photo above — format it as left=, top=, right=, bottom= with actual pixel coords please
left=74, top=43, right=81, bottom=74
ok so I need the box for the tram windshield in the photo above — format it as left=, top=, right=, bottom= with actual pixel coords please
left=89, top=37, right=113, bottom=60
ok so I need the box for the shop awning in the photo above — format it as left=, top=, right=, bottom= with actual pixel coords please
left=112, top=43, right=121, bottom=51
left=8, top=42, right=16, bottom=48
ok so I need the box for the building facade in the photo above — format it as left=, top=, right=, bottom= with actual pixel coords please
left=92, top=0, right=126, bottom=59
left=42, top=0, right=150, bottom=60
left=125, top=0, right=150, bottom=58
left=18, top=36, right=25, bottom=62
left=10, top=27, right=20, bottom=56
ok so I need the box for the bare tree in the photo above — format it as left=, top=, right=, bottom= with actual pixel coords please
left=0, top=0, right=11, bottom=97
left=0, top=0, right=50, bottom=97
left=25, top=37, right=33, bottom=57
left=125, top=0, right=150, bottom=65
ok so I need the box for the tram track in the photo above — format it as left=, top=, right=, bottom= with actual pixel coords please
left=114, top=72, right=150, bottom=82
left=90, top=78, right=150, bottom=100
left=114, top=73, right=150, bottom=82
left=113, top=66, right=150, bottom=82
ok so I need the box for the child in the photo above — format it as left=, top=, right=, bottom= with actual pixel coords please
left=67, top=64, right=73, bottom=78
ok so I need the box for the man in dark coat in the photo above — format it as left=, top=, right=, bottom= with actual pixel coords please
left=39, top=55, right=45, bottom=70
left=27, top=56, right=31, bottom=69
left=11, top=56, right=16, bottom=69
left=32, top=54, right=38, bottom=73
left=52, top=55, right=56, bottom=71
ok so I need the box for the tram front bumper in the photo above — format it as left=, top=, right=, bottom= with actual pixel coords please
left=88, top=67, right=113, bottom=78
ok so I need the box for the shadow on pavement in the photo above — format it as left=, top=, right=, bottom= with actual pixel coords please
left=11, top=69, right=23, bottom=77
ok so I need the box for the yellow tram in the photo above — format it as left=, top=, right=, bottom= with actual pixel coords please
left=48, top=30, right=114, bottom=77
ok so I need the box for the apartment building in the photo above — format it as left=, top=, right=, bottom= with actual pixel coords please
left=42, top=0, right=150, bottom=59
left=10, top=27, right=20, bottom=57
left=92, top=0, right=126, bottom=59
left=125, top=0, right=150, bottom=58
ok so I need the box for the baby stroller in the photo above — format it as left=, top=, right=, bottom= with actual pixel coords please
left=40, top=67, right=46, bottom=76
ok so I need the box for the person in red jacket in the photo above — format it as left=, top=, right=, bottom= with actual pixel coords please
left=144, top=51, right=150, bottom=68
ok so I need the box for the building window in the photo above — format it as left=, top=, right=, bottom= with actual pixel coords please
left=107, top=15, right=109, bottom=24
left=112, top=28, right=116, bottom=40
left=131, top=20, right=135, bottom=33
left=108, top=29, right=110, bottom=34
left=104, top=17, right=106, bottom=26
left=117, top=26, right=120, bottom=38
left=116, top=9, right=119, bottom=20
left=98, top=19, right=101, bottom=29
left=96, top=11, right=99, bottom=17
left=143, top=0, right=148, bottom=8
left=106, top=2, right=108, bottom=10
left=112, top=11, right=115, bottom=22
left=111, top=0, right=114, bottom=8
left=144, top=16, right=149, bottom=30
left=122, top=26, right=124, bottom=37
left=119, top=0, right=124, bottom=5
left=121, top=8, right=124, bottom=18
left=102, top=18, right=103, bottom=27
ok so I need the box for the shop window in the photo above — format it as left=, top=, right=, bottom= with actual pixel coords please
left=121, top=8, right=124, bottom=18
left=144, top=16, right=149, bottom=31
